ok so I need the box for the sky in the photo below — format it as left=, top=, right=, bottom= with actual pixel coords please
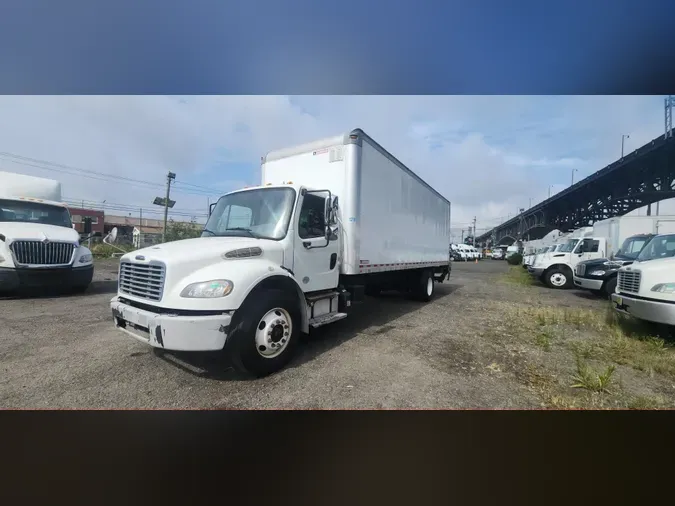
left=0, top=95, right=672, bottom=241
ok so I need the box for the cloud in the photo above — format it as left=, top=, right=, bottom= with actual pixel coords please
left=0, top=95, right=671, bottom=235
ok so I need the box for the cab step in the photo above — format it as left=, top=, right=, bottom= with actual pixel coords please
left=309, top=312, right=348, bottom=328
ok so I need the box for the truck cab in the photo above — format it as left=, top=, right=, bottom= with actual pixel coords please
left=0, top=194, right=95, bottom=293
left=573, top=233, right=655, bottom=298
left=612, top=233, right=675, bottom=326
left=528, top=235, right=606, bottom=289
left=110, top=183, right=346, bottom=376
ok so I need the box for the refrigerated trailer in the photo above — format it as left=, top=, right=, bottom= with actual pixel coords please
left=110, top=129, right=452, bottom=377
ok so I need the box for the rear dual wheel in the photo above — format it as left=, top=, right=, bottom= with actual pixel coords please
left=413, top=270, right=434, bottom=302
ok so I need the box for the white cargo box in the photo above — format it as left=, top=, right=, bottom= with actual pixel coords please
left=262, top=129, right=451, bottom=276
left=592, top=215, right=675, bottom=258
left=0, top=171, right=62, bottom=202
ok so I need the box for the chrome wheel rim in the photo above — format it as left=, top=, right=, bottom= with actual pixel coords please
left=255, top=308, right=292, bottom=358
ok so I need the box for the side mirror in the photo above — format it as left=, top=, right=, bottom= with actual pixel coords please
left=324, top=196, right=332, bottom=224
left=209, top=203, right=216, bottom=217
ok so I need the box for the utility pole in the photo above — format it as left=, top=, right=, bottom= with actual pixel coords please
left=139, top=207, right=143, bottom=227
left=472, top=216, right=477, bottom=242
left=621, top=134, right=630, bottom=158
left=162, top=172, right=176, bottom=242
left=461, top=228, right=465, bottom=243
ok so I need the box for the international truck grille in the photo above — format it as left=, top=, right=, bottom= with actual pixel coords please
left=10, top=241, right=76, bottom=266
left=118, top=261, right=166, bottom=302
left=576, top=264, right=586, bottom=276
left=617, top=271, right=641, bottom=294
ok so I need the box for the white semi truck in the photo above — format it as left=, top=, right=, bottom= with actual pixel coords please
left=612, top=233, right=675, bottom=326
left=0, top=171, right=96, bottom=293
left=110, top=129, right=453, bottom=377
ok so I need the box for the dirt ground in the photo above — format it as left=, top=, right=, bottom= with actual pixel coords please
left=1, top=258, right=674, bottom=409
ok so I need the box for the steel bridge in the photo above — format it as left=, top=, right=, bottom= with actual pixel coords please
left=475, top=128, right=675, bottom=247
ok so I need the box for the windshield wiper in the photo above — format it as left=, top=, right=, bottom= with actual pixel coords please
left=202, top=228, right=217, bottom=236
left=225, top=227, right=260, bottom=238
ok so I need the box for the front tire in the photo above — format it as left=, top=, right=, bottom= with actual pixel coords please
left=226, top=289, right=301, bottom=378
left=544, top=268, right=572, bottom=289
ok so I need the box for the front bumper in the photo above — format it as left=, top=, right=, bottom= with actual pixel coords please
left=110, top=297, right=233, bottom=351
left=0, top=264, right=94, bottom=292
left=528, top=267, right=544, bottom=277
left=611, top=293, right=675, bottom=326
left=573, top=276, right=603, bottom=291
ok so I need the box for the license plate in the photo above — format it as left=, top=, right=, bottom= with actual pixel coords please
left=123, top=309, right=149, bottom=328
left=615, top=296, right=622, bottom=306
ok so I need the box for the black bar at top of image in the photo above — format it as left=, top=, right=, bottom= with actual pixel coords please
left=1, top=410, right=673, bottom=503
left=0, top=0, right=674, bottom=94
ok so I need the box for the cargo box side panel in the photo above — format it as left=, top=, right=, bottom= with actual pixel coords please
left=357, top=141, right=451, bottom=273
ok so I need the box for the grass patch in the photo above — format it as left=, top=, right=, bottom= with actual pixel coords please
left=571, top=357, right=616, bottom=393
left=500, top=266, right=536, bottom=286
left=500, top=301, right=675, bottom=407
left=534, top=329, right=553, bottom=351
left=626, top=395, right=669, bottom=409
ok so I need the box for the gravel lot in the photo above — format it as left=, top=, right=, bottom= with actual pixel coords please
left=2, top=258, right=673, bottom=408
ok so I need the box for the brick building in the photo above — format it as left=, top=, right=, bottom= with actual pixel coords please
left=67, top=207, right=105, bottom=235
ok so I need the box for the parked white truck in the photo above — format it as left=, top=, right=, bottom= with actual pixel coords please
left=527, top=227, right=608, bottom=289
left=0, top=171, right=96, bottom=293
left=612, top=233, right=675, bottom=326
left=110, top=129, right=452, bottom=376
left=573, top=215, right=675, bottom=298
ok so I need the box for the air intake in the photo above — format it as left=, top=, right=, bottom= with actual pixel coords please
left=223, top=247, right=263, bottom=259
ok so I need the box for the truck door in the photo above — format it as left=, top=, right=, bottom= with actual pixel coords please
left=575, top=238, right=602, bottom=266
left=293, top=191, right=340, bottom=293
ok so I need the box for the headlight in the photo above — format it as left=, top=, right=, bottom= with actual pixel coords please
left=79, top=254, right=93, bottom=263
left=180, top=279, right=233, bottom=298
left=589, top=270, right=605, bottom=276
left=651, top=283, right=675, bottom=294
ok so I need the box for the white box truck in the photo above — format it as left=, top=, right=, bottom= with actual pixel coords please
left=0, top=171, right=96, bottom=293
left=110, top=129, right=452, bottom=377
left=612, top=233, right=675, bottom=326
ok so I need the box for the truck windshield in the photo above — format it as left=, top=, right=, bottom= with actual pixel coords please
left=0, top=199, right=72, bottom=228
left=617, top=236, right=650, bottom=260
left=203, top=187, right=296, bottom=240
left=558, top=239, right=578, bottom=253
left=635, top=234, right=675, bottom=262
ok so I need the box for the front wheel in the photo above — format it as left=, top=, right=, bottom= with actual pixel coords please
left=226, top=289, right=301, bottom=377
left=544, top=268, right=572, bottom=289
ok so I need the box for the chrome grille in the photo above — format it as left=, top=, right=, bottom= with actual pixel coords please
left=118, top=261, right=166, bottom=301
left=576, top=264, right=586, bottom=276
left=618, top=270, right=641, bottom=293
left=10, top=241, right=76, bottom=266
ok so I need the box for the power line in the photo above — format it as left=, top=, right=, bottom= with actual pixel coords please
left=0, top=151, right=233, bottom=198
